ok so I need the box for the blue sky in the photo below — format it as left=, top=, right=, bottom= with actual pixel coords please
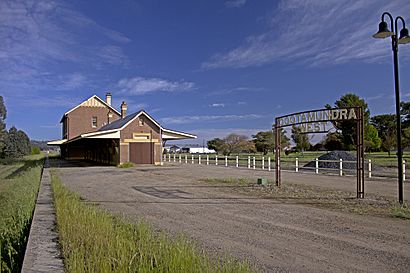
left=1, top=0, right=410, bottom=143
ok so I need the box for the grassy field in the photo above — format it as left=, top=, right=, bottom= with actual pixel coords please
left=51, top=173, right=255, bottom=273
left=200, top=177, right=410, bottom=220
left=0, top=155, right=44, bottom=273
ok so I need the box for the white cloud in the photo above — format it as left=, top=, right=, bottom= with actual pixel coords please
left=97, top=45, right=129, bottom=66
left=210, top=103, right=225, bottom=107
left=203, top=0, right=410, bottom=69
left=207, top=86, right=265, bottom=96
left=225, top=0, right=247, bottom=8
left=160, top=114, right=263, bottom=124
left=118, top=77, right=195, bottom=95
left=18, top=95, right=82, bottom=108
left=58, top=73, right=88, bottom=90
left=0, top=0, right=130, bottom=97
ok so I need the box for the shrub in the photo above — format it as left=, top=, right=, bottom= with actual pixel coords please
left=31, top=146, right=41, bottom=155
left=118, top=162, right=134, bottom=168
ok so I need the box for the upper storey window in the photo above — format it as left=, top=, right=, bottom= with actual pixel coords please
left=92, top=116, right=97, bottom=128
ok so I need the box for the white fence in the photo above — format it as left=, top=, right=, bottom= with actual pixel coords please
left=163, top=154, right=406, bottom=180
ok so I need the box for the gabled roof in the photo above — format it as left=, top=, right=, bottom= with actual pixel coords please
left=162, top=128, right=197, bottom=139
left=98, top=110, right=161, bottom=131
left=60, top=95, right=121, bottom=122
left=52, top=109, right=196, bottom=145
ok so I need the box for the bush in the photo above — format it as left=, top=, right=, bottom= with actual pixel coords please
left=118, top=162, right=134, bottom=168
left=31, top=146, right=41, bottom=155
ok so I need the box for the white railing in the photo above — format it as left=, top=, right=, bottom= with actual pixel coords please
left=162, top=154, right=406, bottom=181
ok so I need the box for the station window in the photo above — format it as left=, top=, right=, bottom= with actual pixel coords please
left=92, top=116, right=97, bottom=128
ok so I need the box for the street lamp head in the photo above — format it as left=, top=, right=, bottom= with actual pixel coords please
left=398, top=27, right=410, bottom=44
left=373, top=21, right=393, bottom=38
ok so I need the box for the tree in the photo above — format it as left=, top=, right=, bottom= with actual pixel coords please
left=291, top=126, right=310, bottom=153
left=207, top=138, right=225, bottom=154
left=400, top=101, right=410, bottom=128
left=324, top=132, right=343, bottom=151
left=0, top=96, right=6, bottom=156
left=222, top=134, right=249, bottom=155
left=3, top=127, right=31, bottom=158
left=252, top=131, right=274, bottom=155
left=364, top=125, right=381, bottom=152
left=326, top=93, right=370, bottom=150
left=371, top=114, right=396, bottom=155
left=382, top=130, right=396, bottom=156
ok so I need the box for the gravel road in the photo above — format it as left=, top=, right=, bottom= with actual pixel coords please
left=54, top=162, right=410, bottom=272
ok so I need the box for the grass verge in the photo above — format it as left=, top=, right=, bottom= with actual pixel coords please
left=118, top=162, right=134, bottom=168
left=51, top=173, right=254, bottom=273
left=0, top=155, right=44, bottom=273
left=199, top=177, right=410, bottom=220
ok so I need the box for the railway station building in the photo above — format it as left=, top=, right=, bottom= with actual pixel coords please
left=48, top=93, right=196, bottom=165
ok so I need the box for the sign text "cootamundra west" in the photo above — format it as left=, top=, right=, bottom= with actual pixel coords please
left=277, top=108, right=358, bottom=132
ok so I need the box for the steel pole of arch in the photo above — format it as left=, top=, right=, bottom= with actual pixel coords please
left=275, top=120, right=281, bottom=186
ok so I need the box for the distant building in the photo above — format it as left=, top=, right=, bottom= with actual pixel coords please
left=181, top=147, right=216, bottom=154
left=48, top=93, right=196, bottom=165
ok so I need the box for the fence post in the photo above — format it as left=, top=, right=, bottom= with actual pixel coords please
left=339, top=158, right=343, bottom=176
left=216, top=155, right=218, bottom=166
left=253, top=157, right=256, bottom=170
left=368, top=159, right=372, bottom=178
left=185, top=155, right=187, bottom=164
left=179, top=154, right=181, bottom=163
left=262, top=156, right=265, bottom=170
left=225, top=156, right=228, bottom=167
left=248, top=156, right=250, bottom=169
left=191, top=154, right=194, bottom=164
left=207, top=155, right=209, bottom=165
left=199, top=155, right=201, bottom=165
left=236, top=156, right=239, bottom=167
left=163, top=154, right=166, bottom=161
left=295, top=157, right=299, bottom=172
left=268, top=157, right=271, bottom=171
left=173, top=154, right=176, bottom=162
left=403, top=160, right=406, bottom=181
left=315, top=158, right=319, bottom=174
left=168, top=154, right=171, bottom=162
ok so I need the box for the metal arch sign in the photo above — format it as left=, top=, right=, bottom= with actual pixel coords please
left=275, top=107, right=361, bottom=133
left=274, top=107, right=365, bottom=199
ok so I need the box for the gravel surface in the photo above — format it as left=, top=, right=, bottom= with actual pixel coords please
left=53, top=161, right=410, bottom=273
left=303, top=151, right=357, bottom=170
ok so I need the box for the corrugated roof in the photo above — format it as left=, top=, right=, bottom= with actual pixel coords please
left=99, top=111, right=140, bottom=131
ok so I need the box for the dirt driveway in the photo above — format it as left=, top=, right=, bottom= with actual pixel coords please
left=54, top=162, right=410, bottom=272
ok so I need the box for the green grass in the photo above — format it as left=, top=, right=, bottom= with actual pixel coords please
left=201, top=177, right=251, bottom=186
left=0, top=155, right=44, bottom=273
left=51, top=173, right=255, bottom=273
left=118, top=162, right=134, bottom=168
left=391, top=204, right=410, bottom=219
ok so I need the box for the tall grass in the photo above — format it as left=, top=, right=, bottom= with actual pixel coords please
left=0, top=155, right=44, bottom=273
left=51, top=174, right=254, bottom=273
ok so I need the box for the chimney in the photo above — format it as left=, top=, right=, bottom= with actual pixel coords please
left=107, top=110, right=113, bottom=124
left=106, top=92, right=112, bottom=106
left=121, top=101, right=127, bottom=118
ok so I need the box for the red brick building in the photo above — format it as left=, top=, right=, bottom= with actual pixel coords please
left=48, top=93, right=196, bottom=165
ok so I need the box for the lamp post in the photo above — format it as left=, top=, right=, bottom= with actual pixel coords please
left=373, top=12, right=410, bottom=204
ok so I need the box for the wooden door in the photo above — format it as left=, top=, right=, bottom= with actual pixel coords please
left=129, top=143, right=153, bottom=164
